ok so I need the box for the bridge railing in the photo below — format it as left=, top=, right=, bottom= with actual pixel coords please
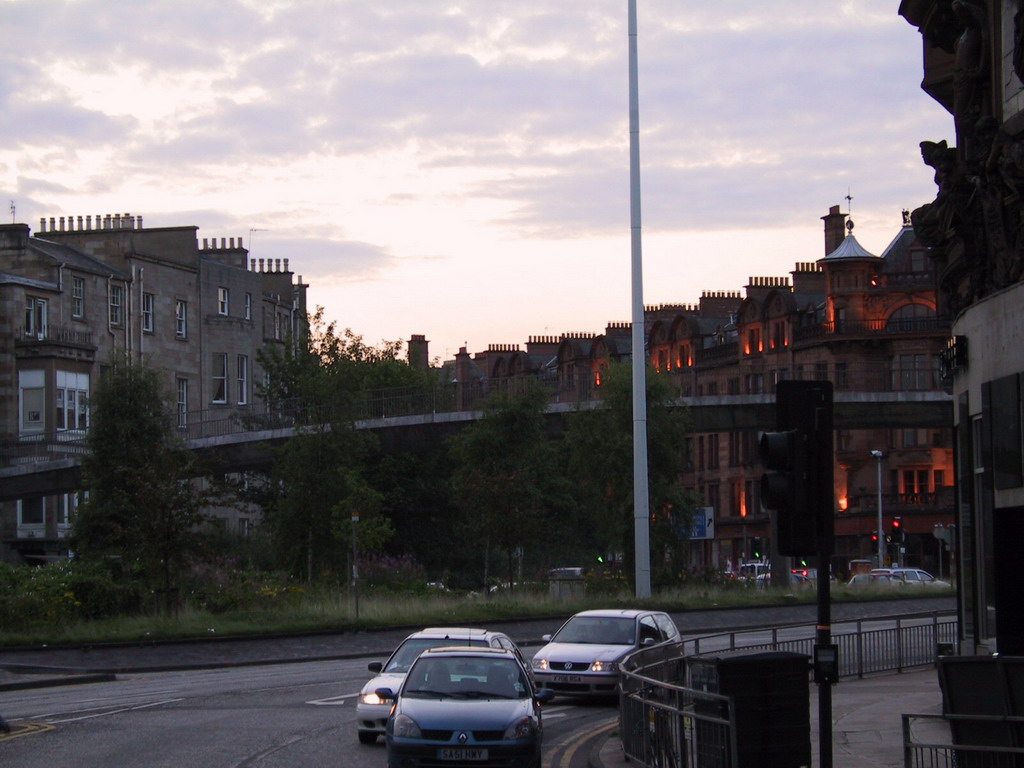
left=0, top=355, right=953, bottom=469
left=619, top=611, right=958, bottom=768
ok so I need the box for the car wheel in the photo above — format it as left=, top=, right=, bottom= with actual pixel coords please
left=358, top=731, right=378, bottom=745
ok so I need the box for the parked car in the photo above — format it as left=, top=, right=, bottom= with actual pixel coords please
left=380, top=645, right=553, bottom=768
left=357, top=627, right=527, bottom=744
left=847, top=572, right=900, bottom=587
left=530, top=608, right=679, bottom=697
left=888, top=568, right=950, bottom=587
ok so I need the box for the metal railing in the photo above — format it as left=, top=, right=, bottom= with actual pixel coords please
left=903, top=713, right=1024, bottom=767
left=619, top=611, right=957, bottom=768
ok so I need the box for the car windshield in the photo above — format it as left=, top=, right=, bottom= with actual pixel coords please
left=552, top=616, right=636, bottom=645
left=384, top=637, right=487, bottom=673
left=404, top=657, right=529, bottom=699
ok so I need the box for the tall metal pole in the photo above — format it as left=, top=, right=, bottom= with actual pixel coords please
left=628, top=0, right=651, bottom=599
left=872, top=450, right=884, bottom=566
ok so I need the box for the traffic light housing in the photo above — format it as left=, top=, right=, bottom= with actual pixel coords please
left=760, top=381, right=834, bottom=557
left=891, top=517, right=903, bottom=543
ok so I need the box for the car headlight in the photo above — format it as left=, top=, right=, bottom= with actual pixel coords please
left=359, top=691, right=388, bottom=706
left=393, top=713, right=422, bottom=739
left=533, top=658, right=549, bottom=671
left=590, top=660, right=617, bottom=673
left=503, top=716, right=538, bottom=740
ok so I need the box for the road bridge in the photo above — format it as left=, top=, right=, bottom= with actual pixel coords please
left=0, top=391, right=951, bottom=501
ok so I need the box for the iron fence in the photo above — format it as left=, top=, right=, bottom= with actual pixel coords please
left=619, top=611, right=958, bottom=768
left=903, top=713, right=1024, bottom=767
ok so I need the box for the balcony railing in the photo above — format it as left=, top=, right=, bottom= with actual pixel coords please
left=14, top=325, right=95, bottom=347
left=793, top=317, right=950, bottom=342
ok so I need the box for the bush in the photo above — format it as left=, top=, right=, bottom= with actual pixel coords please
left=359, top=553, right=426, bottom=593
left=0, top=560, right=140, bottom=630
left=180, top=557, right=304, bottom=614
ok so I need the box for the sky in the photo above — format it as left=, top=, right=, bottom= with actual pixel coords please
left=1, top=1, right=952, bottom=363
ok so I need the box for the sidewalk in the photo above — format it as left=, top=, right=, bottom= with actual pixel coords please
left=590, top=667, right=943, bottom=768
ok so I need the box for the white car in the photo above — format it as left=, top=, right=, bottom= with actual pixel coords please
left=531, top=609, right=679, bottom=698
left=889, top=568, right=950, bottom=587
left=356, top=627, right=525, bottom=744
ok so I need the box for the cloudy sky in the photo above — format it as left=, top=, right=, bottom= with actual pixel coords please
left=2, top=0, right=951, bottom=361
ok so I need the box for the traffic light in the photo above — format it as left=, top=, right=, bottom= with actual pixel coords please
left=871, top=531, right=879, bottom=543
left=760, top=428, right=813, bottom=554
left=760, top=381, right=834, bottom=556
left=891, top=517, right=903, bottom=542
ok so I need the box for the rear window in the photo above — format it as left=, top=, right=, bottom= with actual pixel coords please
left=385, top=637, right=487, bottom=673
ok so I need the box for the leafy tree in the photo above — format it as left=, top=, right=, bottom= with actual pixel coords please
left=72, top=357, right=211, bottom=610
left=448, top=383, right=558, bottom=591
left=254, top=308, right=414, bottom=581
left=562, top=362, right=699, bottom=585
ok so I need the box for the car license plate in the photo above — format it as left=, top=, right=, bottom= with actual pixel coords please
left=438, top=748, right=487, bottom=761
left=552, top=674, right=582, bottom=683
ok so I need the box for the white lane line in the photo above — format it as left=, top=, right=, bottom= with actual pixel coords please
left=307, top=692, right=361, bottom=706
left=48, top=698, right=184, bottom=723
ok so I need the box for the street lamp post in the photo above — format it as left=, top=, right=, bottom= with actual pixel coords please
left=871, top=450, right=884, bottom=567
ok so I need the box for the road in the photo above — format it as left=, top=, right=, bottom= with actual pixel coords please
left=0, top=651, right=621, bottom=767
left=0, top=597, right=954, bottom=766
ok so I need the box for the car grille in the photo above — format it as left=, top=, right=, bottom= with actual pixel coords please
left=418, top=730, right=505, bottom=742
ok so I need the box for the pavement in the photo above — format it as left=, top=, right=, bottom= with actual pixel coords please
left=0, top=599, right=953, bottom=767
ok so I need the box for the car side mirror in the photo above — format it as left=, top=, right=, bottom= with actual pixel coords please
left=535, top=689, right=555, bottom=703
left=368, top=661, right=383, bottom=673
left=375, top=687, right=395, bottom=700
left=541, top=634, right=552, bottom=642
left=641, top=637, right=656, bottom=647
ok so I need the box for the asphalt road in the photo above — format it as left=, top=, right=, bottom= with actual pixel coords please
left=0, top=596, right=955, bottom=767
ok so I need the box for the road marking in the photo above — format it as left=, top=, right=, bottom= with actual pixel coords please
left=546, top=717, right=617, bottom=768
left=307, top=692, right=360, bottom=706
left=0, top=722, right=55, bottom=741
left=48, top=698, right=184, bottom=723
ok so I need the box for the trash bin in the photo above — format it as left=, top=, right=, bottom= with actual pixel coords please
left=688, top=650, right=811, bottom=768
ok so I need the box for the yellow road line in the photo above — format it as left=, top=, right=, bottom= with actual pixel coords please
left=0, top=722, right=56, bottom=741
left=546, top=717, right=618, bottom=768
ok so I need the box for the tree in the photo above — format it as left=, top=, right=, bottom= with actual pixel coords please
left=448, top=383, right=559, bottom=591
left=254, top=309, right=409, bottom=581
left=72, top=357, right=211, bottom=610
left=562, top=362, right=698, bottom=585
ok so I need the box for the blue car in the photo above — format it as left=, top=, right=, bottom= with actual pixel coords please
left=381, top=646, right=554, bottom=768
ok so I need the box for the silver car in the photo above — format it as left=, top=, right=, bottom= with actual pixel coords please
left=356, top=627, right=526, bottom=744
left=381, top=646, right=553, bottom=768
left=531, top=608, right=679, bottom=697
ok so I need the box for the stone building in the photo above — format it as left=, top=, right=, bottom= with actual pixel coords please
left=901, top=0, right=1024, bottom=655
left=0, top=214, right=307, bottom=563
left=451, top=205, right=955, bottom=578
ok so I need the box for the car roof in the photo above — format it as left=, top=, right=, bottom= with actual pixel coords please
left=568, top=609, right=657, bottom=619
left=418, top=646, right=516, bottom=659
left=406, top=627, right=506, bottom=640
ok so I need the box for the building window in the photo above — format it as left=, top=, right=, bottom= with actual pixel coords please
left=892, top=354, right=931, bottom=391
left=25, top=296, right=48, bottom=338
left=175, top=300, right=188, bottom=339
left=244, top=292, right=252, bottom=321
left=212, top=353, right=228, bottom=403
left=17, top=498, right=44, bottom=531
left=109, top=284, right=124, bottom=326
left=57, top=493, right=79, bottom=533
left=19, top=369, right=45, bottom=434
left=142, top=292, right=154, bottom=333
left=56, top=371, right=89, bottom=432
left=177, top=378, right=189, bottom=428
left=218, top=286, right=229, bottom=316
left=72, top=277, right=85, bottom=318
left=237, top=355, right=249, bottom=405
left=707, top=433, right=720, bottom=469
